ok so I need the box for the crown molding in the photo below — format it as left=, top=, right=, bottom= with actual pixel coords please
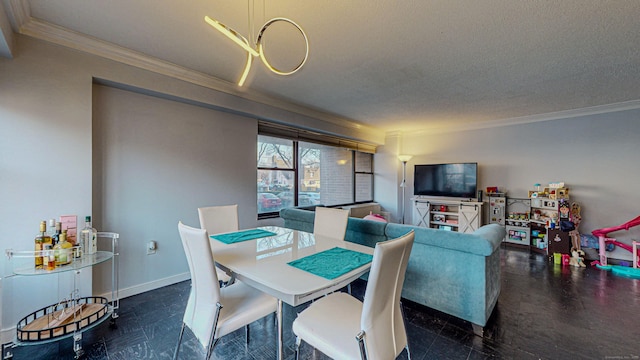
left=406, top=99, right=640, bottom=136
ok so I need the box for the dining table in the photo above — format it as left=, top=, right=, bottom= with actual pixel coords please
left=208, top=226, right=375, bottom=360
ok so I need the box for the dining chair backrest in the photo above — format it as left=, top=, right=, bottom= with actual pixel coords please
left=178, top=221, right=222, bottom=348
left=198, top=204, right=239, bottom=235
left=313, top=206, right=349, bottom=240
left=361, top=230, right=414, bottom=360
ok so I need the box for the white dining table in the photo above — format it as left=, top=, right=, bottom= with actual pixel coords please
left=209, top=226, right=375, bottom=360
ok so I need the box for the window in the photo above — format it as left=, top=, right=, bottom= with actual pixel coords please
left=257, top=134, right=375, bottom=218
left=257, top=136, right=295, bottom=215
left=355, top=151, right=374, bottom=202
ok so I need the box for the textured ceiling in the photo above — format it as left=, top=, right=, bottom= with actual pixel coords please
left=3, top=0, right=640, bottom=133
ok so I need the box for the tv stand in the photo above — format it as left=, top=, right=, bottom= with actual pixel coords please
left=412, top=197, right=483, bottom=233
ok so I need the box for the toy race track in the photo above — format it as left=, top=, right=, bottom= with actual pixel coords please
left=592, top=215, right=640, bottom=238
left=592, top=215, right=640, bottom=274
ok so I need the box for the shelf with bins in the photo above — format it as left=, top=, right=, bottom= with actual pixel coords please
left=529, top=196, right=572, bottom=256
left=412, top=197, right=483, bottom=233
left=505, top=197, right=531, bottom=247
left=2, top=233, right=120, bottom=360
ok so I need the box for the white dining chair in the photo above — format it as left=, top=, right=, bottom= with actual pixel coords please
left=198, top=205, right=239, bottom=283
left=313, top=206, right=349, bottom=240
left=174, top=222, right=278, bottom=360
left=292, top=230, right=415, bottom=360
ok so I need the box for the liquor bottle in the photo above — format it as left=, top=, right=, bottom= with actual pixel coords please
left=54, top=230, right=73, bottom=266
left=34, top=221, right=51, bottom=268
left=47, top=219, right=57, bottom=239
left=80, top=216, right=97, bottom=256
left=43, top=221, right=53, bottom=247
left=51, top=221, right=62, bottom=246
left=44, top=244, right=55, bottom=271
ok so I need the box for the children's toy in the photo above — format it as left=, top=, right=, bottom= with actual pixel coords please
left=569, top=248, right=586, bottom=268
left=591, top=216, right=640, bottom=277
left=611, top=264, right=640, bottom=279
left=569, top=202, right=582, bottom=251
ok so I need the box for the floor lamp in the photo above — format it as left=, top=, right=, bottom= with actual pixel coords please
left=398, top=155, right=412, bottom=224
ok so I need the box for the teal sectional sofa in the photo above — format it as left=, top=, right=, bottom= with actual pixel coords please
left=279, top=207, right=506, bottom=336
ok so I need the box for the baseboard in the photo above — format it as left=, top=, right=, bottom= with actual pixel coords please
left=1, top=272, right=191, bottom=345
left=98, top=271, right=191, bottom=301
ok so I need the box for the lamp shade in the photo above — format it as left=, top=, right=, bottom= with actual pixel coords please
left=398, top=155, right=413, bottom=163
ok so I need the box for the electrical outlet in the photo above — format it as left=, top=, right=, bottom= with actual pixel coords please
left=147, top=240, right=157, bottom=255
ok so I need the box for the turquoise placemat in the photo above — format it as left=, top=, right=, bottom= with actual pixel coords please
left=211, top=229, right=277, bottom=244
left=288, top=247, right=373, bottom=280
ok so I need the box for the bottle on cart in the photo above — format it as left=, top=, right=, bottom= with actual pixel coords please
left=51, top=221, right=62, bottom=246
left=80, top=216, right=97, bottom=256
left=34, top=221, right=51, bottom=268
left=44, top=244, right=55, bottom=271
left=47, top=218, right=57, bottom=240
left=54, top=230, right=73, bottom=266
left=43, top=222, right=53, bottom=247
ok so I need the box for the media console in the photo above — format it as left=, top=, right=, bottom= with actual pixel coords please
left=412, top=197, right=483, bottom=234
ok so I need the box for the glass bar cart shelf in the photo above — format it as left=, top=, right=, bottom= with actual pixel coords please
left=2, top=232, right=119, bottom=359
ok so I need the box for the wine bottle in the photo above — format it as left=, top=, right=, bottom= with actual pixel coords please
left=80, top=216, right=97, bottom=256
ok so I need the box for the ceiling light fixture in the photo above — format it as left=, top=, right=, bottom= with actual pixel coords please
left=204, top=13, right=308, bottom=87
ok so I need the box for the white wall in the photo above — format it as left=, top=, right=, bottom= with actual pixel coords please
left=395, top=114, right=640, bottom=261
left=373, top=134, right=402, bottom=223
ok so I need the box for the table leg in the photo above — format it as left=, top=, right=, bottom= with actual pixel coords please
left=277, top=299, right=283, bottom=360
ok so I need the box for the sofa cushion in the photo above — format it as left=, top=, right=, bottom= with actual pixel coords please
left=385, top=223, right=504, bottom=256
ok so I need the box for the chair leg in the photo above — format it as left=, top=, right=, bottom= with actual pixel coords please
left=206, top=339, right=219, bottom=360
left=294, top=336, right=301, bottom=360
left=356, top=331, right=368, bottom=360
left=245, top=324, right=250, bottom=344
left=400, top=301, right=412, bottom=359
left=173, top=323, right=186, bottom=360
left=205, top=303, right=223, bottom=360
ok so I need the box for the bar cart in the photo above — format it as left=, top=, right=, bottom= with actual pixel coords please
left=2, top=232, right=119, bottom=359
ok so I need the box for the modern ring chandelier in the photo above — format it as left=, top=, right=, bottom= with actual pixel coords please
left=204, top=11, right=308, bottom=86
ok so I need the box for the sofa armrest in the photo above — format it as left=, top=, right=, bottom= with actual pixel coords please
left=471, top=224, right=506, bottom=253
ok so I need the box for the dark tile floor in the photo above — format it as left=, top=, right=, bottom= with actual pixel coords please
left=6, top=246, right=640, bottom=359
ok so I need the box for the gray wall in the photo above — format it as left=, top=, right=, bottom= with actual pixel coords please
left=92, top=84, right=258, bottom=295
left=382, top=114, right=640, bottom=261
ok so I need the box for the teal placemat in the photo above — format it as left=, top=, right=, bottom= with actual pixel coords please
left=211, top=229, right=277, bottom=244
left=288, top=247, right=373, bottom=280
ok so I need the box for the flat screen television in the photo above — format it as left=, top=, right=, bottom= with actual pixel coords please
left=414, top=163, right=478, bottom=199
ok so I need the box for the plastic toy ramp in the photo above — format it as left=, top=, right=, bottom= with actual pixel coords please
left=592, top=215, right=640, bottom=237
left=592, top=215, right=640, bottom=268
